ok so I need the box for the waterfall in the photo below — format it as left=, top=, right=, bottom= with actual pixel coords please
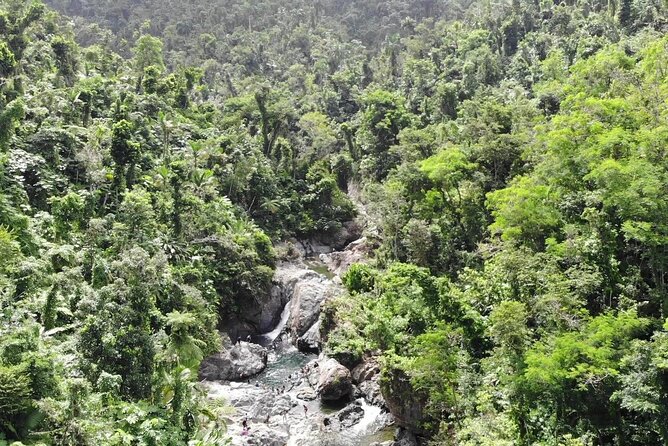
left=261, top=299, right=292, bottom=343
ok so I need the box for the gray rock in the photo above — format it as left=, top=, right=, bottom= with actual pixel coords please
left=297, top=320, right=321, bottom=353
left=351, top=358, right=380, bottom=383
left=315, top=220, right=362, bottom=251
left=288, top=271, right=336, bottom=337
left=223, top=261, right=333, bottom=337
left=199, top=342, right=268, bottom=381
left=304, top=359, right=321, bottom=388
left=393, top=428, right=420, bottom=446
left=359, top=378, right=385, bottom=407
left=238, top=424, right=289, bottom=446
left=262, top=263, right=314, bottom=332
left=318, top=358, right=353, bottom=401
left=320, top=237, right=375, bottom=277
left=258, top=284, right=290, bottom=332
left=288, top=238, right=334, bottom=258
left=337, top=401, right=365, bottom=428
left=381, top=367, right=430, bottom=435
left=296, top=388, right=317, bottom=401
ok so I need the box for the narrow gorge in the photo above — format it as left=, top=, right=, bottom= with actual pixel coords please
left=198, top=237, right=407, bottom=446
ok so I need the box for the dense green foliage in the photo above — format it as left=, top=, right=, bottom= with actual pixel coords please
left=3, top=0, right=668, bottom=444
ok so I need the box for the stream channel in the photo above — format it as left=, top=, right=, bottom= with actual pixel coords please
left=202, top=253, right=395, bottom=446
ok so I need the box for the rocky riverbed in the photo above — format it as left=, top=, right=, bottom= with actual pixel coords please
left=199, top=238, right=408, bottom=445
left=201, top=342, right=396, bottom=446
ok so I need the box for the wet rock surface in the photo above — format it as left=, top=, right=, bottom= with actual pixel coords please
left=240, top=424, right=289, bottom=446
left=359, top=378, right=385, bottom=407
left=352, top=358, right=381, bottom=384
left=338, top=401, right=365, bottom=427
left=296, top=388, right=317, bottom=401
left=392, top=428, right=421, bottom=446
left=287, top=269, right=337, bottom=337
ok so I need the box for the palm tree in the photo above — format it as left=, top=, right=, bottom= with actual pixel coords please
left=164, top=310, right=205, bottom=370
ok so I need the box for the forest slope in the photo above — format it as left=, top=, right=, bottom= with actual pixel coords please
left=2, top=0, right=668, bottom=445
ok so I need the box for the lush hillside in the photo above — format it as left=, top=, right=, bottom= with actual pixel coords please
left=2, top=0, right=668, bottom=444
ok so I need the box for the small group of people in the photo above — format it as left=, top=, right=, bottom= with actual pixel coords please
left=237, top=362, right=324, bottom=440
left=269, top=385, right=287, bottom=394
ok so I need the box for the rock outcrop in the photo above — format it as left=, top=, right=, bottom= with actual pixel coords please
left=352, top=358, right=380, bottom=384
left=359, top=379, right=385, bottom=407
left=321, top=237, right=375, bottom=277
left=337, top=401, right=365, bottom=428
left=239, top=424, right=289, bottom=446
left=297, top=320, right=321, bottom=353
left=392, top=428, right=421, bottom=446
left=199, top=342, right=268, bottom=381
left=318, top=358, right=353, bottom=401
left=380, top=367, right=431, bottom=435
left=296, top=388, right=317, bottom=401
left=287, top=269, right=336, bottom=337
left=368, top=428, right=419, bottom=446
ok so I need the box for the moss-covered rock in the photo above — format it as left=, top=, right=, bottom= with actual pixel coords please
left=380, top=365, right=431, bottom=435
left=317, top=358, right=353, bottom=401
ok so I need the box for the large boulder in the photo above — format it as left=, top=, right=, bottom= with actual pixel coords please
left=318, top=358, right=353, bottom=401
left=359, top=379, right=385, bottom=407
left=287, top=270, right=337, bottom=337
left=392, top=428, right=420, bottom=446
left=223, top=262, right=328, bottom=337
left=288, top=238, right=335, bottom=258
left=256, top=263, right=309, bottom=333
left=257, top=285, right=290, bottom=333
left=199, top=342, right=268, bottom=381
left=297, top=320, right=321, bottom=353
left=318, top=220, right=363, bottom=251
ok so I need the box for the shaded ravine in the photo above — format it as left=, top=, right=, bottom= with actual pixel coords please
left=202, top=251, right=394, bottom=446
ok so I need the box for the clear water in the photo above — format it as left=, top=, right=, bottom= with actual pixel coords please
left=255, top=346, right=315, bottom=387
left=304, top=259, right=336, bottom=280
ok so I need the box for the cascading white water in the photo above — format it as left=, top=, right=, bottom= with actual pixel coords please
left=354, top=398, right=382, bottom=433
left=261, top=299, right=292, bottom=343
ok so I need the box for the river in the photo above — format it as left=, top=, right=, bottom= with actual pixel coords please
left=201, top=253, right=395, bottom=445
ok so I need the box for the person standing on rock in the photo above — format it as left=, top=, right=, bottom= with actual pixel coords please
left=236, top=336, right=241, bottom=345
left=321, top=416, right=331, bottom=433
left=246, top=334, right=252, bottom=343
left=303, top=404, right=308, bottom=418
